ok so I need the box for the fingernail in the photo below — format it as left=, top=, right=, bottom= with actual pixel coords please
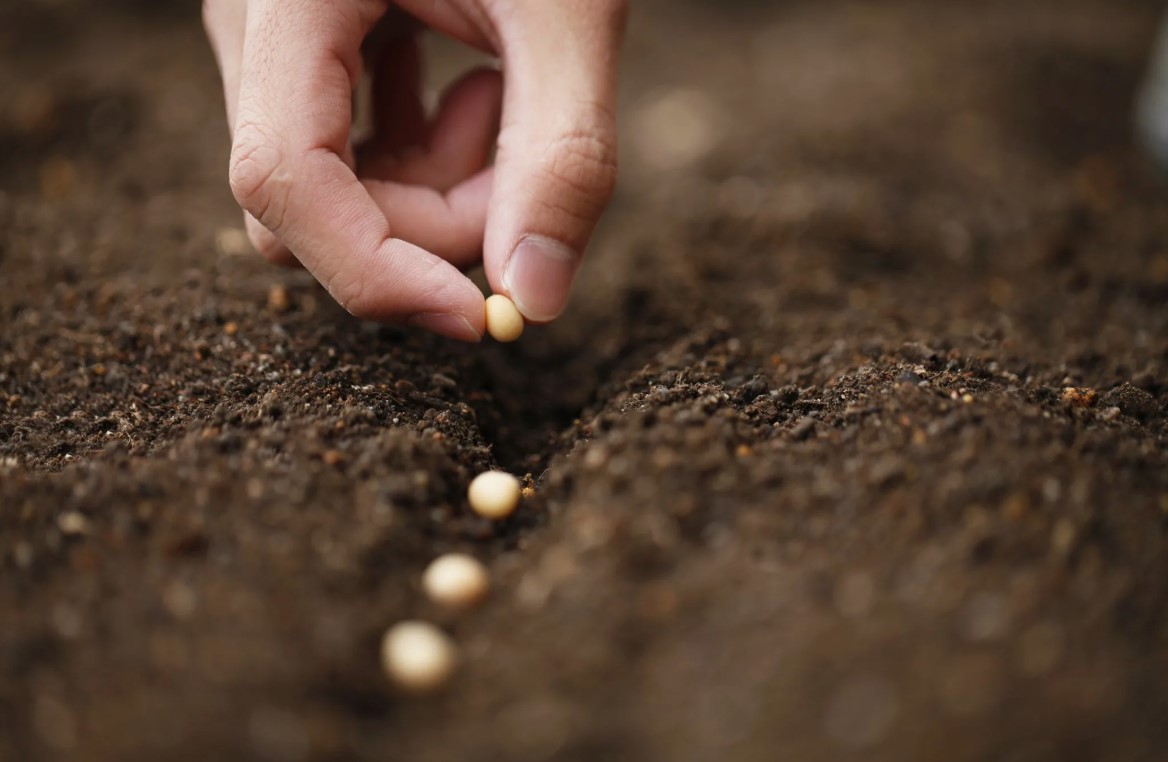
left=407, top=312, right=482, bottom=342
left=501, top=235, right=580, bottom=322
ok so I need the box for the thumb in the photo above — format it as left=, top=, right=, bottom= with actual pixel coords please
left=484, top=2, right=626, bottom=323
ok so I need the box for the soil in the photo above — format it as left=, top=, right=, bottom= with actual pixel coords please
left=2, top=1, right=1167, bottom=760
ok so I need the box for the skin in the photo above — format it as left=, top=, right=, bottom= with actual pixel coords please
left=202, top=0, right=627, bottom=342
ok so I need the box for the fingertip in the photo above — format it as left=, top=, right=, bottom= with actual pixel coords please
left=245, top=213, right=299, bottom=268
left=499, top=234, right=580, bottom=322
left=408, top=311, right=484, bottom=343
left=342, top=237, right=486, bottom=340
left=405, top=273, right=486, bottom=342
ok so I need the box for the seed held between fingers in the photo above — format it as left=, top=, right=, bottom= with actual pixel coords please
left=484, top=294, right=524, bottom=342
left=422, top=553, right=490, bottom=610
left=381, top=621, right=458, bottom=693
left=467, top=470, right=521, bottom=520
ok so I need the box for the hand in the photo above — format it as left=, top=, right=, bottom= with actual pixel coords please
left=203, top=0, right=626, bottom=341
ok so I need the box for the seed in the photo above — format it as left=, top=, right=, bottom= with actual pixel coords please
left=422, top=553, right=490, bottom=609
left=467, top=470, right=521, bottom=520
left=484, top=294, right=524, bottom=342
left=381, top=621, right=458, bottom=693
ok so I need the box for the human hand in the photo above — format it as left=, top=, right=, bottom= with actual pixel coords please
left=203, top=0, right=626, bottom=341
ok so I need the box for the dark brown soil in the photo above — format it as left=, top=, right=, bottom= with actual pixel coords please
left=2, top=1, right=1167, bottom=760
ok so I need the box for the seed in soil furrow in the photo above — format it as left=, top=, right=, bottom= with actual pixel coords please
left=423, top=554, right=490, bottom=610
left=381, top=621, right=458, bottom=693
left=468, top=471, right=522, bottom=520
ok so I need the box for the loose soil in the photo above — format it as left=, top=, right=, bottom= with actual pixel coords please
left=2, top=1, right=1167, bottom=760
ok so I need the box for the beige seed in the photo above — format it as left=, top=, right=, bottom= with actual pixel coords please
left=381, top=621, right=458, bottom=693
left=467, top=470, right=522, bottom=520
left=422, top=553, right=490, bottom=609
left=484, top=294, right=524, bottom=342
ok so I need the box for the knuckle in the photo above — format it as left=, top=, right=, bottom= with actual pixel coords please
left=228, top=122, right=290, bottom=230
left=541, top=125, right=619, bottom=210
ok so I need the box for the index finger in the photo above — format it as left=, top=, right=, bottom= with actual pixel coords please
left=229, top=0, right=485, bottom=341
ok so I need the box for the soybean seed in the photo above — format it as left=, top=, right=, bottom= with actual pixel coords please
left=484, top=294, right=524, bottom=342
left=381, top=621, right=458, bottom=693
left=422, top=553, right=490, bottom=610
left=467, top=470, right=521, bottom=520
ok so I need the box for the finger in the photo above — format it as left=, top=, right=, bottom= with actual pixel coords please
left=424, top=68, right=502, bottom=188
left=231, top=0, right=485, bottom=340
left=360, top=67, right=502, bottom=193
left=204, top=0, right=295, bottom=266
left=390, top=0, right=498, bottom=54
left=202, top=0, right=246, bottom=128
left=485, top=2, right=626, bottom=323
left=363, top=168, right=492, bottom=267
left=244, top=212, right=298, bottom=267
left=357, top=67, right=500, bottom=265
left=366, top=22, right=427, bottom=152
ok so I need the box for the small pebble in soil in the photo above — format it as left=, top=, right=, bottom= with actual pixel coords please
left=422, top=553, right=490, bottom=610
left=267, top=284, right=290, bottom=313
left=468, top=470, right=522, bottom=520
left=484, top=294, right=524, bottom=342
left=214, top=227, right=250, bottom=257
left=1061, top=387, right=1098, bottom=408
left=381, top=621, right=458, bottom=693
